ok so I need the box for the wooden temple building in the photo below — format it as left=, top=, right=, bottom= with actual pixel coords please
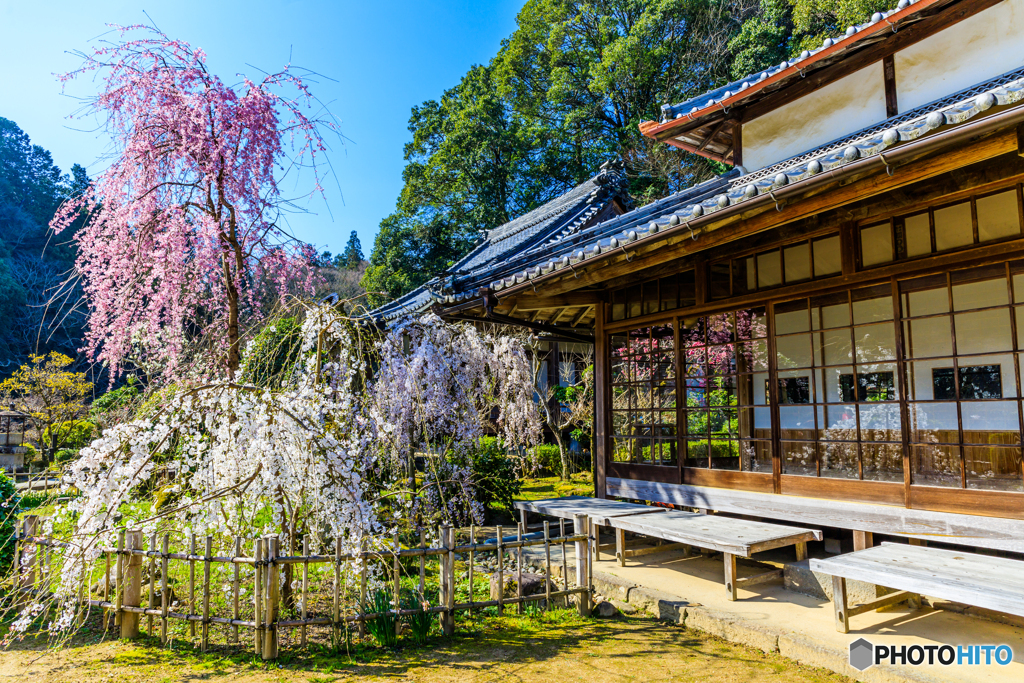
left=372, top=0, right=1024, bottom=549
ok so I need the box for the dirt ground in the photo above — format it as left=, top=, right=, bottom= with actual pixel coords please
left=0, top=611, right=852, bottom=683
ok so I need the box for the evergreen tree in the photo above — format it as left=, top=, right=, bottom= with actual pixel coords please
left=342, top=230, right=364, bottom=269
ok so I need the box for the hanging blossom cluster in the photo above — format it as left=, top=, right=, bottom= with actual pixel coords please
left=368, top=313, right=541, bottom=462
left=5, top=308, right=543, bottom=642
left=49, top=24, right=332, bottom=378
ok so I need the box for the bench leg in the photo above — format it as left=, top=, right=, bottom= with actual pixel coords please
left=853, top=531, right=873, bottom=551
left=615, top=528, right=626, bottom=567
left=795, top=541, right=807, bottom=562
left=724, top=553, right=737, bottom=601
left=832, top=576, right=850, bottom=633
left=519, top=509, right=528, bottom=532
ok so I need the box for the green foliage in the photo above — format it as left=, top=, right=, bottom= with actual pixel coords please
left=402, top=591, right=435, bottom=645
left=90, top=378, right=140, bottom=417
left=240, top=317, right=303, bottom=388
left=788, top=0, right=892, bottom=53
left=340, top=231, right=364, bottom=269
left=362, top=589, right=400, bottom=649
left=728, top=0, right=793, bottom=79
left=532, top=444, right=562, bottom=477
left=0, top=471, right=19, bottom=578
left=470, top=437, right=523, bottom=514
left=42, top=419, right=96, bottom=452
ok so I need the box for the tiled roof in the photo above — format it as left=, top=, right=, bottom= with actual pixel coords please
left=368, top=162, right=629, bottom=321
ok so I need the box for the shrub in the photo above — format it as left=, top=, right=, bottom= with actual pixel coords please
left=42, top=420, right=96, bottom=451
left=90, top=379, right=140, bottom=417
left=0, top=471, right=20, bottom=578
left=241, top=317, right=303, bottom=388
left=470, top=437, right=522, bottom=515
left=532, top=444, right=561, bottom=476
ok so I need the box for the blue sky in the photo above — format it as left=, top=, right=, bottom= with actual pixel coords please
left=1, top=0, right=523, bottom=257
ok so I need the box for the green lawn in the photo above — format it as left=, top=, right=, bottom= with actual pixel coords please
left=518, top=472, right=594, bottom=501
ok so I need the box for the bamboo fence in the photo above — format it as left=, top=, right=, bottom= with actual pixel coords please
left=11, top=513, right=593, bottom=660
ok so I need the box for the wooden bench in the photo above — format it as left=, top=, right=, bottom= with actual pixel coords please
left=810, top=542, right=1024, bottom=633
left=608, top=510, right=822, bottom=601
left=514, top=496, right=671, bottom=561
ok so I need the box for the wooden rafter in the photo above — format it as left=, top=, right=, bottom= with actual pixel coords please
left=570, top=306, right=592, bottom=327
left=696, top=119, right=728, bottom=153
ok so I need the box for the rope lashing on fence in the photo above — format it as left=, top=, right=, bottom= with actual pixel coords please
left=11, top=515, right=595, bottom=660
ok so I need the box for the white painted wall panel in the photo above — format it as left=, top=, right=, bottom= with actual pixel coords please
left=895, top=0, right=1024, bottom=113
left=741, top=62, right=887, bottom=172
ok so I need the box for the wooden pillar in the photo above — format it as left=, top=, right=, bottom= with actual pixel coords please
left=443, top=526, right=455, bottom=635
left=832, top=575, right=850, bottom=633
left=795, top=541, right=807, bottom=562
left=615, top=528, right=626, bottom=567
left=594, top=301, right=608, bottom=498
left=120, top=530, right=143, bottom=639
left=908, top=538, right=926, bottom=546
left=574, top=514, right=591, bottom=617
left=723, top=552, right=738, bottom=602
left=853, top=531, right=873, bottom=551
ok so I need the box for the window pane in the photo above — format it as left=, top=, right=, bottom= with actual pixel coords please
left=951, top=269, right=1008, bottom=310
left=900, top=275, right=948, bottom=317
left=811, top=292, right=850, bottom=330
left=776, top=334, right=813, bottom=368
left=954, top=309, right=1013, bottom=354
left=679, top=269, right=697, bottom=308
left=862, top=443, right=903, bottom=482
left=861, top=223, right=893, bottom=266
left=905, top=213, right=931, bottom=257
left=859, top=404, right=901, bottom=441
left=784, top=242, right=811, bottom=283
left=757, top=250, right=782, bottom=288
left=821, top=442, right=859, bottom=479
left=821, top=403, right=857, bottom=437
left=775, top=304, right=809, bottom=335
left=709, top=261, right=730, bottom=300
left=854, top=323, right=896, bottom=362
left=965, top=446, right=1022, bottom=491
left=736, top=307, right=768, bottom=339
left=643, top=281, right=659, bottom=315
left=907, top=360, right=954, bottom=400
left=903, top=317, right=952, bottom=358
left=626, top=284, right=641, bottom=318
left=659, top=276, right=678, bottom=312
left=934, top=202, right=973, bottom=251
left=909, top=402, right=959, bottom=442
left=779, top=405, right=815, bottom=433
left=976, top=190, right=1020, bottom=243
left=782, top=441, right=817, bottom=476
left=962, top=400, right=1019, bottom=433
left=733, top=257, right=754, bottom=296
left=852, top=286, right=894, bottom=323
left=819, top=328, right=853, bottom=366
left=812, top=235, right=841, bottom=276
left=913, top=444, right=962, bottom=487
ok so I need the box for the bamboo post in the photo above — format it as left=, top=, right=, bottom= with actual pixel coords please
left=12, top=519, right=22, bottom=594
left=437, top=526, right=447, bottom=632
left=443, top=526, right=455, bottom=635
left=358, top=538, right=367, bottom=638
left=418, top=528, right=426, bottom=599
left=232, top=536, right=241, bottom=644
left=188, top=532, right=196, bottom=639
left=301, top=535, right=309, bottom=647
left=496, top=526, right=504, bottom=616
left=333, top=537, right=342, bottom=646
left=147, top=532, right=156, bottom=635
left=393, top=532, right=402, bottom=638
left=254, top=538, right=264, bottom=655
left=544, top=521, right=551, bottom=611
left=160, top=534, right=170, bottom=643
left=121, top=530, right=143, bottom=639
left=559, top=518, right=568, bottom=587
left=263, top=536, right=279, bottom=660
left=202, top=535, right=212, bottom=651
left=115, top=531, right=124, bottom=629
left=516, top=522, right=524, bottom=614
left=573, top=514, right=591, bottom=617
left=466, top=525, right=474, bottom=609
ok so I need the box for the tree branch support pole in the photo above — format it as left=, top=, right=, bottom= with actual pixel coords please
left=440, top=525, right=455, bottom=635
left=573, top=514, right=591, bottom=617
left=121, top=530, right=143, bottom=639
left=262, top=536, right=279, bottom=660
left=17, top=516, right=38, bottom=592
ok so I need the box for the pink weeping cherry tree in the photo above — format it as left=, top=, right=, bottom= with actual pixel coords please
left=50, top=24, right=336, bottom=379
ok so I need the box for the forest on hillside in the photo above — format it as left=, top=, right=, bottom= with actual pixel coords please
left=361, top=0, right=892, bottom=306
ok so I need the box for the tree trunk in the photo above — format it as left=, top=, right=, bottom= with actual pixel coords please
left=553, top=429, right=570, bottom=481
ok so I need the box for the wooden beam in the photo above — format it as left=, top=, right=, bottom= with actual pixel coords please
left=570, top=306, right=592, bottom=327
left=548, top=307, right=568, bottom=324
left=696, top=119, right=728, bottom=153
left=883, top=54, right=898, bottom=117
left=512, top=291, right=603, bottom=311
left=731, top=122, right=742, bottom=168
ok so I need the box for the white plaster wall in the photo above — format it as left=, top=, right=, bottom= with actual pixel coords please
left=895, top=0, right=1024, bottom=113
left=741, top=62, right=887, bottom=172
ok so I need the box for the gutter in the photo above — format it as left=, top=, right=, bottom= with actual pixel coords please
left=497, top=102, right=1024, bottom=300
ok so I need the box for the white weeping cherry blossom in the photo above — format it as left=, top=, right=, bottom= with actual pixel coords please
left=3, top=305, right=542, bottom=644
